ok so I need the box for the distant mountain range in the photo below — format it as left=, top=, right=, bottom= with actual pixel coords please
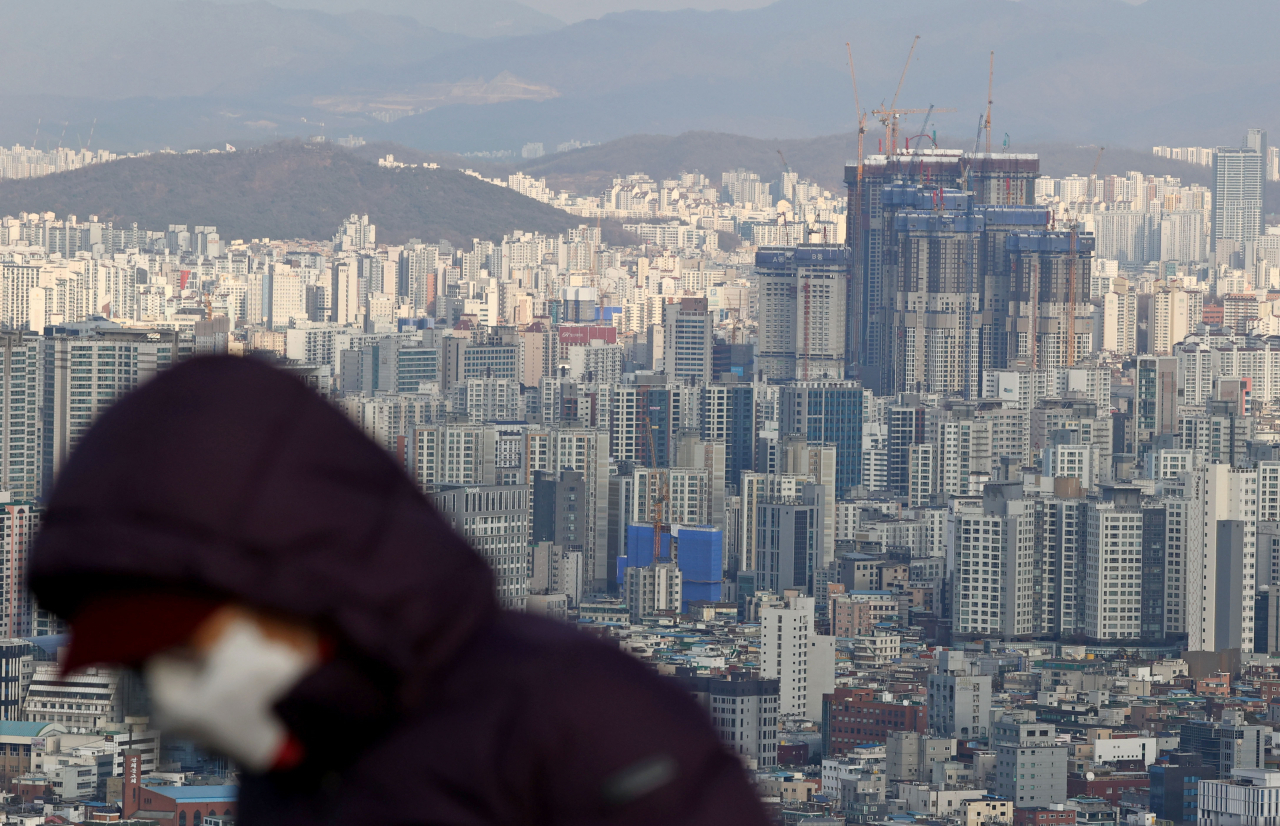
left=1, top=0, right=1277, bottom=155
left=509, top=132, right=1224, bottom=203
left=0, top=142, right=615, bottom=245
left=0, top=134, right=1261, bottom=250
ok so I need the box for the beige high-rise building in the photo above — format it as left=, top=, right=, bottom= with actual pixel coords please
left=754, top=245, right=848, bottom=380
left=1176, top=465, right=1259, bottom=652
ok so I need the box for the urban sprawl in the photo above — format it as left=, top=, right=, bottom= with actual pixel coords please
left=0, top=131, right=1278, bottom=826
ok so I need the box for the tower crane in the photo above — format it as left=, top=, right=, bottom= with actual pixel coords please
left=870, top=36, right=956, bottom=155
left=1066, top=227, right=1078, bottom=367
left=908, top=103, right=935, bottom=152
left=847, top=42, right=867, bottom=372
left=984, top=51, right=994, bottom=154
left=642, top=405, right=669, bottom=565
left=875, top=35, right=918, bottom=155
left=1090, top=145, right=1106, bottom=203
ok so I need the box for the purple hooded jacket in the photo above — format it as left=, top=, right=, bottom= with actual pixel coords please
left=29, top=356, right=771, bottom=826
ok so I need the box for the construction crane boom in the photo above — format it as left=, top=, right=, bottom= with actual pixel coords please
left=878, top=35, right=918, bottom=156
left=984, top=51, right=994, bottom=154
left=847, top=42, right=867, bottom=376
left=888, top=36, right=919, bottom=116
left=1066, top=228, right=1078, bottom=367
left=916, top=104, right=935, bottom=145
left=642, top=408, right=668, bottom=565
left=1090, top=145, right=1106, bottom=203
left=872, top=107, right=956, bottom=156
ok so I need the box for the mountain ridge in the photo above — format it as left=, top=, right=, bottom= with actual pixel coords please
left=0, top=142, right=621, bottom=246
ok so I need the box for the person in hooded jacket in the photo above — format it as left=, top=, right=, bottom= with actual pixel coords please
left=29, top=356, right=771, bottom=826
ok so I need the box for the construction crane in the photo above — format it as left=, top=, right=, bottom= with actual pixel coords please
left=777, top=149, right=793, bottom=234
left=1066, top=228, right=1078, bottom=367
left=875, top=35, right=919, bottom=155
left=911, top=103, right=935, bottom=151
left=642, top=407, right=669, bottom=565
left=1089, top=145, right=1106, bottom=203
left=870, top=36, right=956, bottom=155
left=984, top=51, right=994, bottom=154
left=847, top=42, right=868, bottom=372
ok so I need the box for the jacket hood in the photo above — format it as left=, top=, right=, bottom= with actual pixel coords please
left=30, top=356, right=497, bottom=689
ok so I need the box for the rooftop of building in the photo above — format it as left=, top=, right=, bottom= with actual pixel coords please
left=142, top=785, right=237, bottom=803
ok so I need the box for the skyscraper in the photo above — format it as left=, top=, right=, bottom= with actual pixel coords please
left=1178, top=465, right=1259, bottom=652
left=846, top=151, right=966, bottom=393
left=845, top=150, right=1041, bottom=392
left=1211, top=129, right=1266, bottom=257
left=755, top=245, right=849, bottom=380
left=889, top=193, right=983, bottom=398
left=1004, top=231, right=1095, bottom=370
left=660, top=297, right=713, bottom=383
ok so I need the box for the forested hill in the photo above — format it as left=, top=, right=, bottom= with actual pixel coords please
left=0, top=142, right=596, bottom=246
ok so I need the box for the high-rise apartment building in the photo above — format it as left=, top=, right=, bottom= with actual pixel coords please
left=1212, top=130, right=1266, bottom=256
left=429, top=484, right=531, bottom=610
left=846, top=151, right=1041, bottom=392
left=1083, top=492, right=1147, bottom=640
left=0, top=494, right=40, bottom=638
left=660, top=297, right=713, bottom=383
left=755, top=245, right=849, bottom=380
left=951, top=482, right=1084, bottom=638
left=847, top=151, right=967, bottom=393
left=41, top=329, right=186, bottom=496
left=889, top=196, right=983, bottom=398
left=1175, top=465, right=1258, bottom=652
left=1004, top=231, right=1095, bottom=370
left=760, top=590, right=835, bottom=720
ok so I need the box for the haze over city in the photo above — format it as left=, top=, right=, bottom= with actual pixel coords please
left=0, top=1, right=1277, bottom=825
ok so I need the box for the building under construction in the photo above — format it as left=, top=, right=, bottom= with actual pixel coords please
left=843, top=149, right=1091, bottom=396
left=839, top=147, right=1049, bottom=391
left=755, top=245, right=850, bottom=381
left=1004, top=231, right=1096, bottom=370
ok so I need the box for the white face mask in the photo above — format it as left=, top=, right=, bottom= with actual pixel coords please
left=143, top=617, right=318, bottom=772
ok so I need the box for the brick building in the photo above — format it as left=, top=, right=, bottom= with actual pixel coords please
left=121, top=753, right=237, bottom=825
left=822, top=687, right=927, bottom=756
left=1015, top=807, right=1078, bottom=826
left=1066, top=772, right=1148, bottom=805
left=830, top=592, right=903, bottom=637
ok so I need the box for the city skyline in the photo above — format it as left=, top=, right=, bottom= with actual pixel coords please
left=6, top=4, right=1280, bottom=821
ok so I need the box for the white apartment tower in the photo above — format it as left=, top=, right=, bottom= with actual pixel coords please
left=1180, top=465, right=1259, bottom=652
left=760, top=590, right=835, bottom=721
left=926, top=650, right=992, bottom=739
left=1084, top=497, right=1146, bottom=640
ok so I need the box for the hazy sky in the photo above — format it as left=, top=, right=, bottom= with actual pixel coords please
left=524, top=0, right=774, bottom=24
